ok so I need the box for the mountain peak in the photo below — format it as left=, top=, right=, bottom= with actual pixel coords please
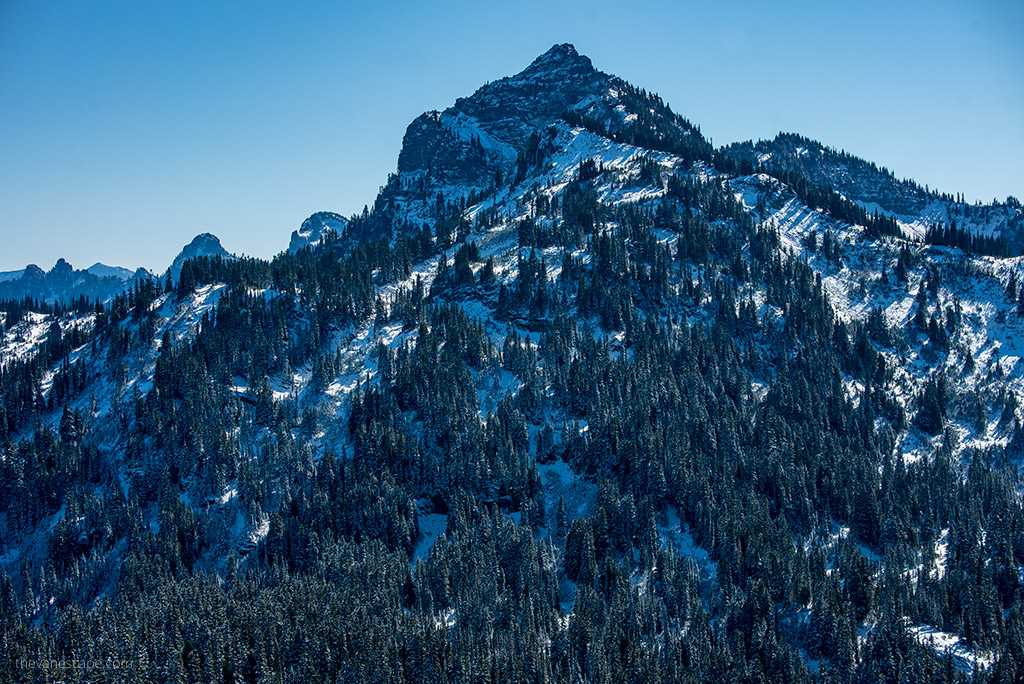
left=521, top=43, right=594, bottom=79
left=289, top=212, right=348, bottom=253
left=86, top=262, right=135, bottom=281
left=23, top=264, right=45, bottom=280
left=171, top=233, right=232, bottom=278
left=50, top=258, right=74, bottom=277
left=185, top=233, right=223, bottom=251
left=395, top=43, right=607, bottom=181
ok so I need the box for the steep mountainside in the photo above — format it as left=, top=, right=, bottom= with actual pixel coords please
left=1, top=44, right=1022, bottom=683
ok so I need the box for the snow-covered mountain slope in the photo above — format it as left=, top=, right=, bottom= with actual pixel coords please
left=2, top=44, right=1022, bottom=682
left=730, top=172, right=1024, bottom=460
left=3, top=44, right=1019, bottom=569
left=366, top=43, right=709, bottom=237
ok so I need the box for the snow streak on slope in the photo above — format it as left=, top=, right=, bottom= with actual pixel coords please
left=545, top=126, right=676, bottom=193
left=1, top=313, right=55, bottom=365
left=891, top=199, right=1018, bottom=243
left=909, top=624, right=994, bottom=673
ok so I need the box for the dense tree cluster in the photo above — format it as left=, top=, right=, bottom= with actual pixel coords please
left=926, top=222, right=1012, bottom=258
left=560, top=82, right=713, bottom=168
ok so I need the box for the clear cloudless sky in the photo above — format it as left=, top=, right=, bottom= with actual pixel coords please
left=1, top=0, right=1021, bottom=273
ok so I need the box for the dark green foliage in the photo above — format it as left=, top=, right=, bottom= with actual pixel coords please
left=561, top=81, right=714, bottom=167
left=926, top=221, right=1012, bottom=257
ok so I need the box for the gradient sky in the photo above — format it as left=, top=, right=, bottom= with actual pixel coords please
left=1, top=0, right=1021, bottom=273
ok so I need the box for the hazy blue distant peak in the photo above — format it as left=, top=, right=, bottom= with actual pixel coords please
left=0, top=269, right=25, bottom=283
left=0, top=257, right=143, bottom=304
left=22, top=264, right=46, bottom=280
left=1, top=260, right=135, bottom=285
left=87, top=262, right=135, bottom=281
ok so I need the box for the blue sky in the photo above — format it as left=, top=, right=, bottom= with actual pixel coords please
left=1, top=0, right=1021, bottom=273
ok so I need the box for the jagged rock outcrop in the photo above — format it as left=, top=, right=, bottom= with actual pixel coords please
left=289, top=211, right=349, bottom=253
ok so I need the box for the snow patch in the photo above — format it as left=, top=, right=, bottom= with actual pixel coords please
left=909, top=624, right=994, bottom=672
left=412, top=509, right=448, bottom=567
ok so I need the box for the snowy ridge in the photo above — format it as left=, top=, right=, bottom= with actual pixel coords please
left=896, top=198, right=1023, bottom=242
left=724, top=132, right=1024, bottom=248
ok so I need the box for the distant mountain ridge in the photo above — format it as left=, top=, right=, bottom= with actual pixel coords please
left=0, top=258, right=150, bottom=305
left=0, top=234, right=235, bottom=305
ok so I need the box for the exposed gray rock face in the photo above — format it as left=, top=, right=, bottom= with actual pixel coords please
left=397, top=44, right=609, bottom=180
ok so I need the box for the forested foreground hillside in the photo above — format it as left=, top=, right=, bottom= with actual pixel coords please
left=1, top=44, right=1022, bottom=683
